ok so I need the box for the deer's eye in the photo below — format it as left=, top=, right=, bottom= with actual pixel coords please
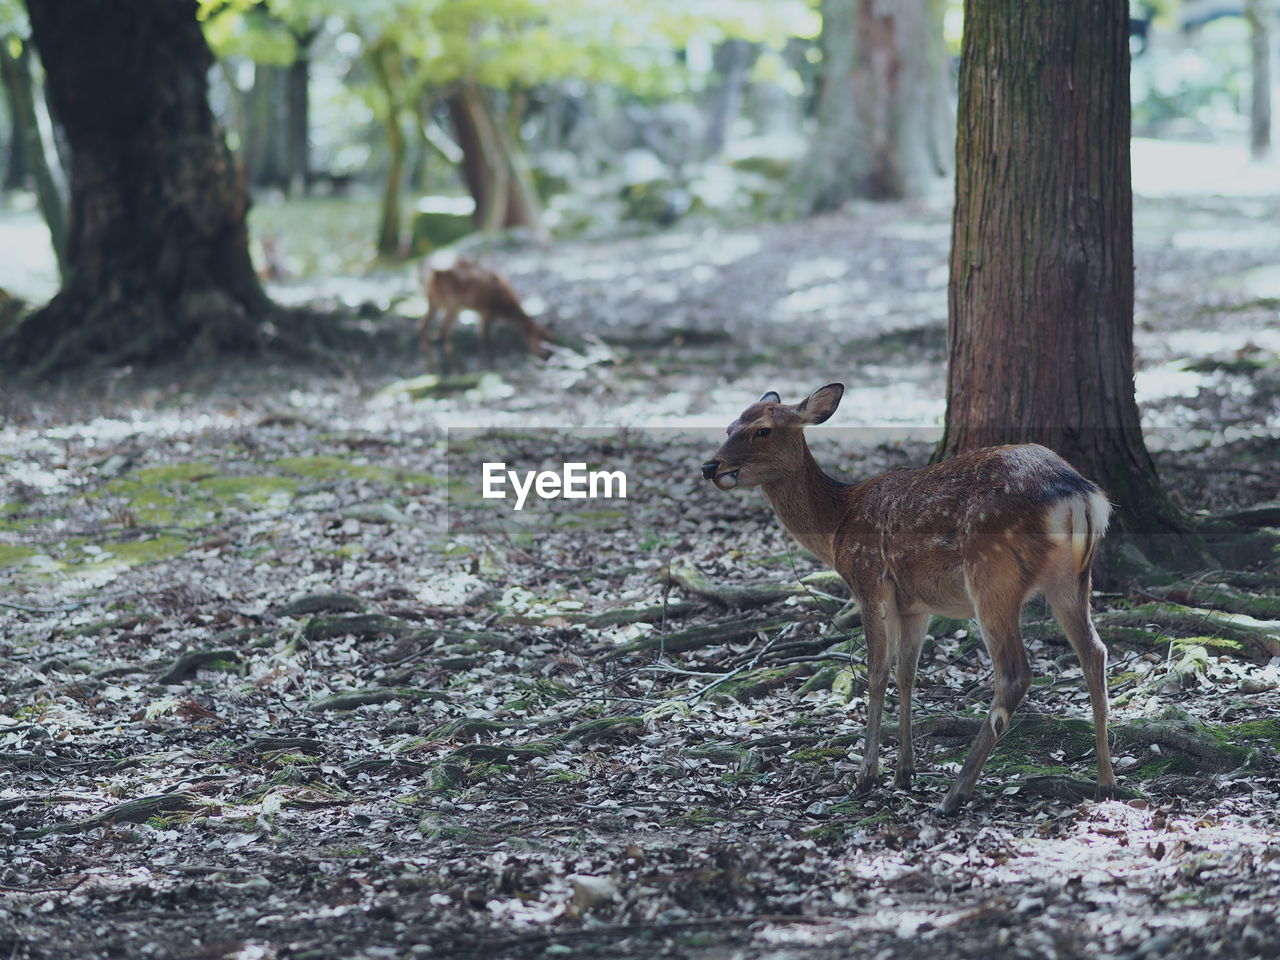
left=754, top=428, right=771, bottom=439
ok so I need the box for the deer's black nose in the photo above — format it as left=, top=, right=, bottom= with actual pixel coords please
left=701, top=460, right=720, bottom=480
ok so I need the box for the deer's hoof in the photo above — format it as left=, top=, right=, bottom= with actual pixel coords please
left=1095, top=782, right=1116, bottom=802
left=892, top=768, right=914, bottom=791
left=936, top=790, right=967, bottom=817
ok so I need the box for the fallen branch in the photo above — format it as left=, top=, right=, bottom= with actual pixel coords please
left=605, top=614, right=802, bottom=659
left=662, top=563, right=804, bottom=609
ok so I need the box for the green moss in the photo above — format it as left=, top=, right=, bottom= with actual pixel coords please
left=197, top=474, right=300, bottom=503
left=106, top=535, right=190, bottom=565
left=323, top=845, right=372, bottom=858
left=1133, top=756, right=1178, bottom=779
left=1172, top=635, right=1242, bottom=652
left=664, top=806, right=724, bottom=827
left=1224, top=718, right=1280, bottom=743
left=806, top=822, right=855, bottom=843
left=989, top=715, right=1097, bottom=767
left=793, top=746, right=849, bottom=764
left=0, top=543, right=36, bottom=567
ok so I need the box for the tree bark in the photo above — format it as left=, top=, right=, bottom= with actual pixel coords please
left=1246, top=0, right=1272, bottom=160
left=0, top=36, right=66, bottom=276
left=7, top=0, right=272, bottom=375
left=783, top=0, right=949, bottom=213
left=939, top=0, right=1187, bottom=569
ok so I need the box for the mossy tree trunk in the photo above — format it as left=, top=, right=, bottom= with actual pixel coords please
left=783, top=0, right=949, bottom=213
left=367, top=38, right=409, bottom=257
left=9, top=0, right=272, bottom=375
left=938, top=0, right=1187, bottom=568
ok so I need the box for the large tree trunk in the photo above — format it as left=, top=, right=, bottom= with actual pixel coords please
left=1246, top=0, right=1272, bottom=160
left=939, top=0, right=1186, bottom=570
left=0, top=36, right=67, bottom=276
left=8, top=0, right=271, bottom=375
left=783, top=0, right=949, bottom=213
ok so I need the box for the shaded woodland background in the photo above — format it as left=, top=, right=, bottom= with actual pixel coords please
left=1, top=1, right=1280, bottom=959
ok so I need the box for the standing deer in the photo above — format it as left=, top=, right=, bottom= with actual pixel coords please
left=701, top=384, right=1113, bottom=814
left=418, top=257, right=553, bottom=372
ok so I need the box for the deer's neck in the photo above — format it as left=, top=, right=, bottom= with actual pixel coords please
left=761, top=445, right=845, bottom=569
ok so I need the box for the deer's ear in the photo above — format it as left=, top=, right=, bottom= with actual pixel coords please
left=795, top=383, right=844, bottom=424
left=759, top=390, right=781, bottom=404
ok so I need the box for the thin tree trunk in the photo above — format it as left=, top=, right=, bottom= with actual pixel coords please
left=1246, top=0, right=1272, bottom=160
left=1, top=38, right=29, bottom=192
left=286, top=25, right=316, bottom=197
left=367, top=39, right=408, bottom=257
left=7, top=0, right=271, bottom=376
left=940, top=0, right=1186, bottom=572
left=704, top=39, right=754, bottom=156
left=0, top=36, right=67, bottom=278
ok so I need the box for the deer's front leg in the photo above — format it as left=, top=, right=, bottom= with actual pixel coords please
left=855, top=597, right=894, bottom=796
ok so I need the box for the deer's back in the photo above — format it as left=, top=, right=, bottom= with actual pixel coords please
left=833, top=444, right=1103, bottom=606
left=427, top=258, right=527, bottom=320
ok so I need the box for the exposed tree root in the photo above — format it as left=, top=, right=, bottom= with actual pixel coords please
left=271, top=592, right=369, bottom=617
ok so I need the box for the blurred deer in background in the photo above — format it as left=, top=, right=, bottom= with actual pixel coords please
left=418, top=257, right=553, bottom=373
left=701, top=384, right=1113, bottom=814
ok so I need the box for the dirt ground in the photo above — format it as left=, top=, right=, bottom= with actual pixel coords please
left=2, top=187, right=1279, bottom=959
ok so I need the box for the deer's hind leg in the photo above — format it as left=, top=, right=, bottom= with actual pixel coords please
left=419, top=306, right=441, bottom=371
left=436, top=309, right=460, bottom=374
left=938, top=562, right=1034, bottom=815
left=893, top=611, right=930, bottom=790
left=1044, top=566, right=1114, bottom=800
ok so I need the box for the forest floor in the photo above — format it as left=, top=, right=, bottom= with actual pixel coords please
left=2, top=180, right=1280, bottom=959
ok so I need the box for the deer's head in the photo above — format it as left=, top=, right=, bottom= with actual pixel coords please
left=701, top=383, right=844, bottom=489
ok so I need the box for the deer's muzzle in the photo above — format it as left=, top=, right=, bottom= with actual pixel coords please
left=702, top=460, right=739, bottom=489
